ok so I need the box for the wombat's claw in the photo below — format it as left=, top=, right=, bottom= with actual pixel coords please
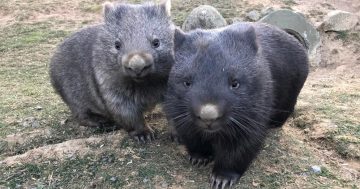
left=131, top=131, right=155, bottom=144
left=188, top=155, right=212, bottom=167
left=169, top=133, right=182, bottom=144
left=210, top=172, right=240, bottom=189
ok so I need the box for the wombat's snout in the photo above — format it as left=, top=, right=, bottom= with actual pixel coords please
left=122, top=53, right=154, bottom=78
left=196, top=104, right=222, bottom=127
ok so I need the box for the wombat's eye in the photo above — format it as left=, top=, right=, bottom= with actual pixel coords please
left=151, top=39, right=160, bottom=48
left=230, top=80, right=240, bottom=89
left=115, top=41, right=121, bottom=50
left=183, top=81, right=191, bottom=88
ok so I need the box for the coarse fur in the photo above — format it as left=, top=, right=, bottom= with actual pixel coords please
left=164, top=22, right=309, bottom=188
left=50, top=0, right=174, bottom=141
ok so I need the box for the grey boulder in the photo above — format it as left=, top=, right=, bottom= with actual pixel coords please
left=182, top=5, right=227, bottom=31
left=321, top=10, right=359, bottom=32
left=246, top=10, right=261, bottom=21
left=259, top=9, right=321, bottom=66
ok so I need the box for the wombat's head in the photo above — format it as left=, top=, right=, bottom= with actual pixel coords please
left=165, top=25, right=270, bottom=136
left=102, top=0, right=174, bottom=81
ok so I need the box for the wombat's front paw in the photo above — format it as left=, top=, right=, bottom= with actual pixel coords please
left=188, top=154, right=213, bottom=167
left=129, top=128, right=155, bottom=144
left=169, top=131, right=182, bottom=144
left=210, top=171, right=240, bottom=189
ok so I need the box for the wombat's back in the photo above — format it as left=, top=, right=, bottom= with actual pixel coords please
left=50, top=25, right=107, bottom=116
left=254, top=23, right=309, bottom=127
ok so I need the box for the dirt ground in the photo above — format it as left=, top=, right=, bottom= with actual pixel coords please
left=0, top=0, right=359, bottom=188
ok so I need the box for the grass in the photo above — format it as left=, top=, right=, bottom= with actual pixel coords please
left=0, top=22, right=70, bottom=137
left=335, top=31, right=360, bottom=45
left=282, top=0, right=298, bottom=6
left=0, top=0, right=359, bottom=188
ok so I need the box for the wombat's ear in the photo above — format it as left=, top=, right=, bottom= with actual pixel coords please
left=174, top=28, right=187, bottom=50
left=103, top=2, right=116, bottom=23
left=159, top=0, right=171, bottom=16
left=228, top=25, right=258, bottom=53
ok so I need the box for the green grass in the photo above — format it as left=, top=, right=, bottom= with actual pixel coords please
left=0, top=22, right=69, bottom=53
left=78, top=1, right=102, bottom=13
left=314, top=91, right=360, bottom=159
left=335, top=31, right=360, bottom=44
left=0, top=21, right=70, bottom=137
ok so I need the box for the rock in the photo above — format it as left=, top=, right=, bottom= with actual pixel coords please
left=161, top=182, right=168, bottom=188
left=246, top=10, right=261, bottom=21
left=110, top=177, right=117, bottom=182
left=261, top=7, right=275, bottom=16
left=310, top=165, right=322, bottom=174
left=182, top=5, right=227, bottom=31
left=22, top=117, right=40, bottom=128
left=60, top=118, right=68, bottom=126
left=229, top=17, right=244, bottom=24
left=34, top=105, right=43, bottom=111
left=304, top=128, right=310, bottom=134
left=321, top=10, right=359, bottom=32
left=331, top=49, right=339, bottom=54
left=259, top=9, right=321, bottom=66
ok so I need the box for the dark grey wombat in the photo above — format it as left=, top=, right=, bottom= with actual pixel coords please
left=164, top=22, right=309, bottom=188
left=50, top=0, right=174, bottom=142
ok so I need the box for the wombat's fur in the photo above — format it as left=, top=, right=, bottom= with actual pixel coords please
left=50, top=0, right=174, bottom=142
left=164, top=22, right=309, bottom=188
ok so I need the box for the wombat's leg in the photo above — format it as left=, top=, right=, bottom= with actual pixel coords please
left=111, top=108, right=155, bottom=143
left=76, top=111, right=116, bottom=129
left=127, top=121, right=155, bottom=143
left=182, top=133, right=213, bottom=167
left=210, top=142, right=262, bottom=189
left=269, top=106, right=295, bottom=128
left=270, top=94, right=299, bottom=128
left=167, top=120, right=182, bottom=144
left=101, top=93, right=155, bottom=143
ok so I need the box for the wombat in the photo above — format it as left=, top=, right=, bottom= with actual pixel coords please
left=50, top=0, right=174, bottom=142
left=164, top=22, right=309, bottom=188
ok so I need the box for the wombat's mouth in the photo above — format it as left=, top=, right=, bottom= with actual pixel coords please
left=196, top=119, right=222, bottom=133
left=133, top=77, right=146, bottom=82
left=202, top=126, right=222, bottom=133
left=122, top=53, right=155, bottom=80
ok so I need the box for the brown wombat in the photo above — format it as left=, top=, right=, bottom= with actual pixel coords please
left=164, top=22, right=309, bottom=188
left=50, top=0, right=174, bottom=142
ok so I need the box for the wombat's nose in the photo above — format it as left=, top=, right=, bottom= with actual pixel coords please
left=124, top=54, right=153, bottom=77
left=198, top=104, right=220, bottom=124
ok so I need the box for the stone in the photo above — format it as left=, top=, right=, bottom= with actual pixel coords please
left=34, top=105, right=43, bottom=110
left=229, top=17, right=244, bottom=24
left=182, top=5, right=227, bottom=31
left=310, top=165, right=322, bottom=174
left=60, top=118, right=68, bottom=126
left=246, top=10, right=261, bottom=21
left=22, top=117, right=40, bottom=128
left=321, top=10, right=359, bottom=32
left=110, top=177, right=117, bottom=182
left=161, top=182, right=169, bottom=188
left=261, top=7, right=275, bottom=16
left=259, top=9, right=321, bottom=66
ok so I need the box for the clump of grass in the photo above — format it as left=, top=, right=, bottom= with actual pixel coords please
left=282, top=0, right=298, bottom=6
left=78, top=1, right=102, bottom=13
left=318, top=166, right=337, bottom=179
left=335, top=31, right=349, bottom=41
left=0, top=22, right=68, bottom=53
